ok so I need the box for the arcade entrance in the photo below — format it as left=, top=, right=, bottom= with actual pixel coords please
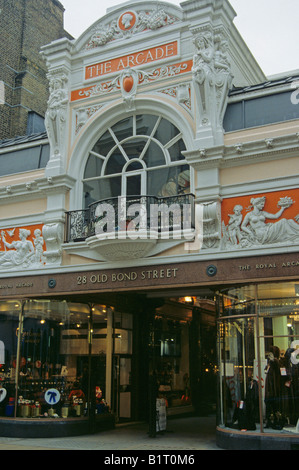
left=146, top=294, right=217, bottom=420
left=106, top=291, right=218, bottom=423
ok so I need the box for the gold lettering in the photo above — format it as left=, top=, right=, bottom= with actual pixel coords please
left=282, top=261, right=299, bottom=267
left=256, top=263, right=276, bottom=269
left=76, top=267, right=179, bottom=285
left=16, top=282, right=33, bottom=288
left=112, top=271, right=138, bottom=282
left=239, top=265, right=251, bottom=271
left=90, top=274, right=108, bottom=283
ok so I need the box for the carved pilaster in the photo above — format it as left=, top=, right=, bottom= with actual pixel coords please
left=192, top=29, right=233, bottom=148
left=45, top=70, right=69, bottom=176
left=42, top=223, right=64, bottom=266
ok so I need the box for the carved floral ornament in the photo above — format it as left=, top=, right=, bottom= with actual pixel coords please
left=84, top=6, right=180, bottom=49
left=221, top=193, right=299, bottom=250
left=74, top=69, right=192, bottom=132
left=77, top=63, right=190, bottom=100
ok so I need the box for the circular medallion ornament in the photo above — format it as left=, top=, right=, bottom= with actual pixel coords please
left=206, top=265, right=217, bottom=277
left=118, top=11, right=137, bottom=31
left=48, top=279, right=56, bottom=289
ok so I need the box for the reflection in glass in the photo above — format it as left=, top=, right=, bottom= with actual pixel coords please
left=154, top=117, right=180, bottom=146
left=83, top=114, right=190, bottom=205
left=218, top=317, right=257, bottom=430
left=136, top=114, right=158, bottom=136
left=0, top=300, right=111, bottom=421
left=111, top=117, right=133, bottom=141
left=0, top=302, right=21, bottom=418
left=217, top=282, right=299, bottom=435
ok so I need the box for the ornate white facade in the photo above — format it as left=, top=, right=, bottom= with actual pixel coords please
left=0, top=0, right=298, bottom=274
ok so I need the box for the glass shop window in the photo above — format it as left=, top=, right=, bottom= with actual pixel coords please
left=15, top=300, right=91, bottom=418
left=257, top=282, right=299, bottom=431
left=0, top=302, right=21, bottom=417
left=218, top=316, right=257, bottom=430
left=217, top=281, right=299, bottom=435
left=0, top=300, right=109, bottom=420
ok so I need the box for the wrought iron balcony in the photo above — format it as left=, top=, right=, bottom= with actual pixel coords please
left=65, top=194, right=195, bottom=243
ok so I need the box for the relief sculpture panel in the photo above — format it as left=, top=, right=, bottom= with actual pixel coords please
left=0, top=224, right=62, bottom=270
left=221, top=190, right=299, bottom=250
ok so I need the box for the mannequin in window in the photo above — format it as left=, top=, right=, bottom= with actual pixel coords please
left=245, top=371, right=259, bottom=430
left=265, top=346, right=282, bottom=428
left=280, top=348, right=296, bottom=425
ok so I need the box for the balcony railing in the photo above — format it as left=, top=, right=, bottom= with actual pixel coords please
left=65, top=194, right=195, bottom=243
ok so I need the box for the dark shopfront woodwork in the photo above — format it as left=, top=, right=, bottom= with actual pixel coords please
left=1, top=253, right=299, bottom=299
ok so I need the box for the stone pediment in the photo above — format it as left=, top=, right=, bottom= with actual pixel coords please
left=73, top=1, right=183, bottom=52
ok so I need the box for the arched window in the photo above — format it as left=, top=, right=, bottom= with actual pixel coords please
left=83, top=114, right=190, bottom=208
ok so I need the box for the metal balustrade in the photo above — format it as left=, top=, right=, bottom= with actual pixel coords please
left=65, top=194, right=195, bottom=243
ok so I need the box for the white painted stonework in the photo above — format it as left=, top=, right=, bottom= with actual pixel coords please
left=0, top=0, right=294, bottom=272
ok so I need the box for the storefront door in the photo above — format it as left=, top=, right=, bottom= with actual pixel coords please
left=112, top=355, right=132, bottom=419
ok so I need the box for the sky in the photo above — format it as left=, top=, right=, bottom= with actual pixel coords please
left=60, top=0, right=299, bottom=77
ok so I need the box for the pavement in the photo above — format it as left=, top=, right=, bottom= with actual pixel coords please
left=0, top=415, right=221, bottom=451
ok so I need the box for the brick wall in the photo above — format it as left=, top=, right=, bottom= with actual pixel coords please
left=0, top=0, right=72, bottom=140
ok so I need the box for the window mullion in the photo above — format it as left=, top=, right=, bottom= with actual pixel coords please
left=164, top=133, right=183, bottom=149
left=109, top=127, right=129, bottom=162
left=139, top=137, right=151, bottom=160
left=89, top=150, right=106, bottom=160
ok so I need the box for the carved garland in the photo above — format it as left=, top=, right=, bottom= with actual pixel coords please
left=85, top=6, right=180, bottom=49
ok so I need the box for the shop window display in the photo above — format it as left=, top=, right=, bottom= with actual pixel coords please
left=0, top=302, right=20, bottom=417
left=217, top=281, right=299, bottom=435
left=151, top=317, right=192, bottom=410
left=0, top=299, right=110, bottom=421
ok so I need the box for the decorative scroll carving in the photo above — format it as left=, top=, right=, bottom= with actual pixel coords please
left=202, top=202, right=221, bottom=249
left=159, top=84, right=192, bottom=111
left=75, top=105, right=103, bottom=134
left=42, top=223, right=63, bottom=265
left=221, top=195, right=299, bottom=250
left=192, top=31, right=233, bottom=145
left=85, top=6, right=180, bottom=49
left=77, top=63, right=189, bottom=102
